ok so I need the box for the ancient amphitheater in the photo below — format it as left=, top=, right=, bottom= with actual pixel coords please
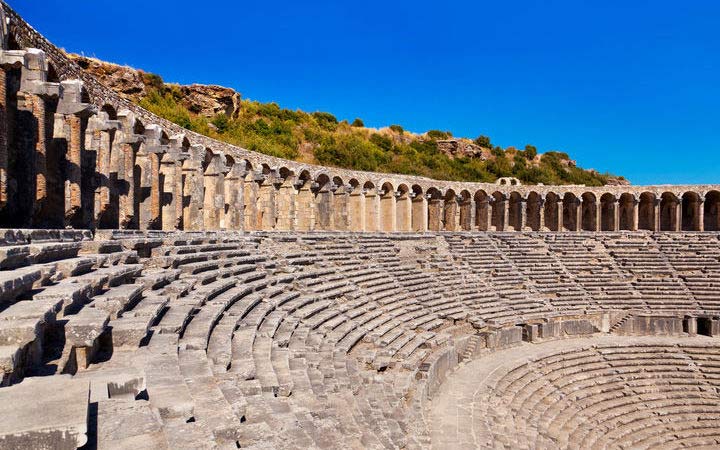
left=0, top=2, right=720, bottom=449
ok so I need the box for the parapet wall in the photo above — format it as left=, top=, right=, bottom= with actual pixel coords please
left=0, top=2, right=718, bottom=232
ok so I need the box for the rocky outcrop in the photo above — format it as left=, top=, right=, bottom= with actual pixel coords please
left=68, top=55, right=241, bottom=118
left=436, top=139, right=489, bottom=160
left=175, top=84, right=241, bottom=119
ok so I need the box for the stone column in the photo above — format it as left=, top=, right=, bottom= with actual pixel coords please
left=469, top=199, right=477, bottom=231
left=224, top=162, right=245, bottom=230
left=631, top=199, right=639, bottom=231
left=380, top=190, right=396, bottom=232
left=243, top=171, right=259, bottom=231
left=333, top=186, right=349, bottom=231
left=428, top=197, right=443, bottom=231
left=296, top=180, right=315, bottom=231
left=698, top=196, right=705, bottom=232
left=349, top=187, right=365, bottom=231
left=674, top=198, right=682, bottom=232
left=612, top=200, right=620, bottom=231
left=538, top=198, right=546, bottom=231
left=202, top=154, right=225, bottom=230
left=518, top=198, right=527, bottom=231
left=594, top=201, right=601, bottom=232
left=575, top=199, right=583, bottom=231
left=258, top=175, right=276, bottom=231
left=501, top=197, right=509, bottom=232
left=315, top=182, right=334, bottom=231
left=275, top=175, right=296, bottom=231
left=365, top=189, right=380, bottom=232
left=485, top=199, right=494, bottom=231
left=182, top=149, right=204, bottom=231
left=556, top=200, right=563, bottom=231
left=160, top=151, right=180, bottom=230
left=411, top=194, right=427, bottom=232
left=653, top=198, right=662, bottom=232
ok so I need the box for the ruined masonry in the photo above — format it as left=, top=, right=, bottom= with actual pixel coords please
left=0, top=2, right=719, bottom=449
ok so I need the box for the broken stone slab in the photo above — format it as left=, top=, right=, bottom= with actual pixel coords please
left=95, top=399, right=166, bottom=449
left=91, top=283, right=144, bottom=319
left=0, top=375, right=89, bottom=449
left=0, top=266, right=44, bottom=306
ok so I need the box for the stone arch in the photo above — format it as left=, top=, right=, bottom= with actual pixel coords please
left=581, top=192, right=597, bottom=231
left=508, top=192, right=524, bottom=231
left=660, top=192, right=680, bottom=231
left=396, top=184, right=411, bottom=232
left=562, top=192, right=580, bottom=231
left=491, top=191, right=506, bottom=231
left=638, top=192, right=656, bottom=231
left=443, top=189, right=458, bottom=231
left=411, top=185, right=426, bottom=232
left=600, top=193, right=617, bottom=231
left=705, top=190, right=720, bottom=232
left=618, top=193, right=636, bottom=231
left=427, top=187, right=443, bottom=231
left=380, top=181, right=396, bottom=232
left=682, top=191, right=702, bottom=231
left=544, top=192, right=561, bottom=231
left=474, top=190, right=490, bottom=231
left=526, top=191, right=542, bottom=231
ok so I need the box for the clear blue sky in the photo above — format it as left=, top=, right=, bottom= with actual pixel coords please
left=13, top=0, right=720, bottom=185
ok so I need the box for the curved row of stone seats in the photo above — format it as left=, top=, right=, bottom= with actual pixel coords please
left=432, top=336, right=720, bottom=450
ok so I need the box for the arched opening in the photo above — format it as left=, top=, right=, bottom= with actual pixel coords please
left=380, top=182, right=396, bottom=232
left=600, top=193, right=617, bottom=231
left=705, top=191, right=720, bottom=232
left=618, top=193, right=636, bottom=231
left=396, top=184, right=411, bottom=232
left=581, top=193, right=597, bottom=231
left=562, top=193, right=579, bottom=231
left=544, top=192, right=561, bottom=231
left=491, top=191, right=506, bottom=231
left=682, top=191, right=702, bottom=231
left=474, top=190, right=489, bottom=231
left=443, top=189, right=458, bottom=231
left=364, top=181, right=379, bottom=231
left=526, top=192, right=542, bottom=231
left=314, top=174, right=333, bottom=231
left=638, top=192, right=656, bottom=231
left=458, top=190, right=472, bottom=231
left=427, top=188, right=443, bottom=231
left=660, top=192, right=679, bottom=231
left=411, top=185, right=426, bottom=232
left=508, top=192, right=524, bottom=231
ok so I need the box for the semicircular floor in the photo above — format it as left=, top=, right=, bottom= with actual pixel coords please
left=430, top=335, right=720, bottom=450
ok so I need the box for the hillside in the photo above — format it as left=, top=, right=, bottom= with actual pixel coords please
left=70, top=54, right=627, bottom=186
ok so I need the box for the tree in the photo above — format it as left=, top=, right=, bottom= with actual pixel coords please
left=523, top=144, right=537, bottom=160
left=389, top=124, right=404, bottom=134
left=351, top=118, right=364, bottom=127
left=474, top=135, right=492, bottom=148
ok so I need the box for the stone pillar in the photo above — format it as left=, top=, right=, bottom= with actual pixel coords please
left=315, top=182, right=334, bottom=231
left=519, top=198, right=527, bottom=231
left=469, top=199, right=477, bottom=231
left=556, top=200, right=563, bottom=231
left=202, top=154, right=225, bottom=230
left=224, top=162, right=245, bottom=230
left=411, top=194, right=427, bottom=232
left=182, top=149, right=204, bottom=231
left=575, top=199, right=583, bottom=231
left=380, top=190, right=396, bottom=232
left=349, top=188, right=365, bottom=231
left=486, top=199, right=494, bottom=231
left=275, top=176, right=295, bottom=231
left=160, top=151, right=180, bottom=230
left=333, top=186, right=349, bottom=231
left=612, top=200, right=620, bottom=231
left=296, top=181, right=315, bottom=231
left=258, top=175, right=276, bottom=231
left=365, top=189, right=380, bottom=232
left=653, top=198, right=662, bottom=232
left=538, top=198, right=545, bottom=231
left=594, top=202, right=601, bottom=232
left=631, top=199, right=639, bottom=231
left=501, top=197, right=509, bottom=232
left=674, top=198, right=682, bottom=232
left=428, top=197, right=443, bottom=231
left=243, top=172, right=260, bottom=230
left=698, top=196, right=705, bottom=232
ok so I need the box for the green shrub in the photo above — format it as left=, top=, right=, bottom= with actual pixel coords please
left=389, top=124, right=404, bottom=134
left=474, top=135, right=492, bottom=148
left=427, top=130, right=450, bottom=140
left=351, top=118, right=364, bottom=127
